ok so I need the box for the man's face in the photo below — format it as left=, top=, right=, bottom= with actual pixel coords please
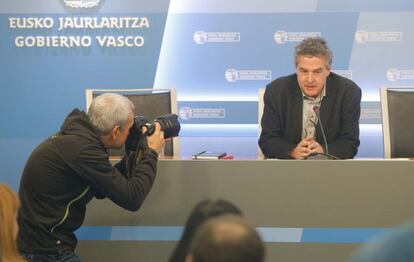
left=296, top=55, right=330, bottom=97
left=112, top=114, right=134, bottom=149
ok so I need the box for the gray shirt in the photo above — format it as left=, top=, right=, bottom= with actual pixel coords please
left=301, top=86, right=326, bottom=139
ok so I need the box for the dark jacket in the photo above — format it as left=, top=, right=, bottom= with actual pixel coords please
left=259, top=73, right=361, bottom=159
left=18, top=109, right=158, bottom=253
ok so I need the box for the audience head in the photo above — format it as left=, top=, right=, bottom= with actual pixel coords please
left=0, top=183, right=24, bottom=262
left=186, top=215, right=265, bottom=262
left=350, top=220, right=414, bottom=262
left=169, top=199, right=243, bottom=262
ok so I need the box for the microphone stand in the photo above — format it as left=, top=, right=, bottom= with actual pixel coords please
left=306, top=106, right=341, bottom=160
left=307, top=152, right=340, bottom=160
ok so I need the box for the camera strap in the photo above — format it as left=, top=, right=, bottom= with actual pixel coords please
left=134, top=133, right=149, bottom=160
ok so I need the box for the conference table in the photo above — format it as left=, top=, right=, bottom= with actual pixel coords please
left=76, top=158, right=414, bottom=262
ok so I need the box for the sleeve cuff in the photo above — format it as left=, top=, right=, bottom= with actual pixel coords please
left=144, top=148, right=159, bottom=159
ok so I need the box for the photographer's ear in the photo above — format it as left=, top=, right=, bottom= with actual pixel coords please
left=111, top=125, right=121, bottom=140
left=100, top=124, right=122, bottom=149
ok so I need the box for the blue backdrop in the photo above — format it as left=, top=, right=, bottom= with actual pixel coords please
left=2, top=0, right=414, bottom=188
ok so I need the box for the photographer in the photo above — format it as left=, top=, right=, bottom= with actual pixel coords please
left=17, top=93, right=165, bottom=261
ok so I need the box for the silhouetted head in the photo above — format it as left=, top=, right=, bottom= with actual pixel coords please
left=0, top=183, right=24, bottom=262
left=169, top=199, right=243, bottom=262
left=186, top=215, right=265, bottom=262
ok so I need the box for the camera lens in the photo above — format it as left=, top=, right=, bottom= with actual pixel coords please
left=155, top=114, right=181, bottom=139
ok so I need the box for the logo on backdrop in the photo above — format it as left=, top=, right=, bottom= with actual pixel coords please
left=360, top=105, right=382, bottom=124
left=274, top=31, right=321, bottom=44
left=386, top=68, right=414, bottom=82
left=225, top=69, right=272, bottom=82
left=63, top=0, right=100, bottom=8
left=193, top=31, right=240, bottom=45
left=355, top=30, right=402, bottom=44
left=179, top=107, right=225, bottom=120
left=332, top=70, right=353, bottom=80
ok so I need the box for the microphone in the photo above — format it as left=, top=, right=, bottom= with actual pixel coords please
left=312, top=106, right=334, bottom=158
left=313, top=106, right=328, bottom=154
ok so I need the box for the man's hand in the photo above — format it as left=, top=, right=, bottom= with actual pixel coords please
left=146, top=123, right=165, bottom=155
left=290, top=137, right=325, bottom=159
left=290, top=137, right=313, bottom=159
left=308, top=140, right=324, bottom=155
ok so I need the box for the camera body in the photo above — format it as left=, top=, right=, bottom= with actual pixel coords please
left=125, top=113, right=180, bottom=153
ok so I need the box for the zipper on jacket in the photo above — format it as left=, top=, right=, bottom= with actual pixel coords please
left=51, top=186, right=90, bottom=233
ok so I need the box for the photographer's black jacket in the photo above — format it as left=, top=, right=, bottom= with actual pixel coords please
left=18, top=109, right=158, bottom=253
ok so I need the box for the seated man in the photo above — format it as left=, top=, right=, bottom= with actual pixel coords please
left=185, top=215, right=265, bottom=262
left=18, top=93, right=165, bottom=261
left=259, top=36, right=361, bottom=159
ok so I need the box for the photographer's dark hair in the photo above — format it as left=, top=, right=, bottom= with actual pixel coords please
left=169, top=199, right=242, bottom=262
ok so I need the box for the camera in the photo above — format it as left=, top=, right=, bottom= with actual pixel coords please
left=133, top=114, right=180, bottom=139
left=125, top=113, right=181, bottom=153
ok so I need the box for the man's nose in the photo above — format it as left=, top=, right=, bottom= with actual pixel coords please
left=306, top=72, right=314, bottom=82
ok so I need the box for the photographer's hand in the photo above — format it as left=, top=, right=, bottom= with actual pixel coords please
left=146, top=123, right=165, bottom=155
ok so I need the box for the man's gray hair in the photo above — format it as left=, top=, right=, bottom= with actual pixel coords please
left=88, top=93, right=135, bottom=135
left=294, top=37, right=333, bottom=69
